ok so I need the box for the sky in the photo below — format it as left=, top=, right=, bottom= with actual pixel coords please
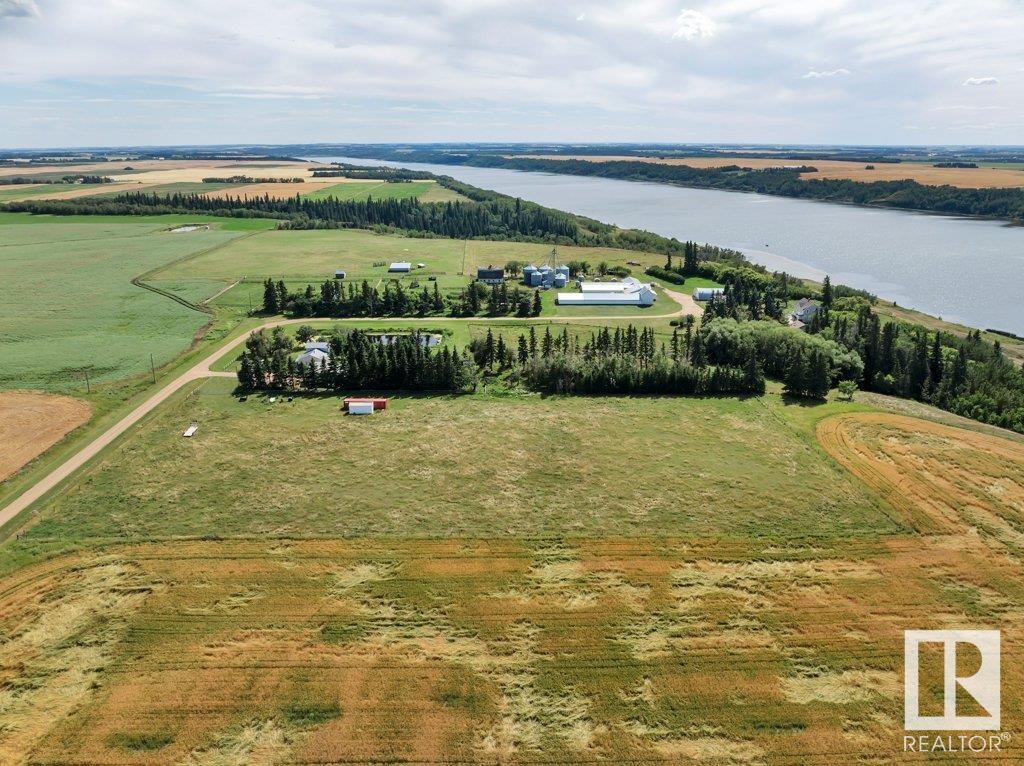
left=1, top=0, right=1022, bottom=148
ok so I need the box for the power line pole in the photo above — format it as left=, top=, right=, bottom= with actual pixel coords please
left=150, top=353, right=156, bottom=383
left=84, top=368, right=91, bottom=394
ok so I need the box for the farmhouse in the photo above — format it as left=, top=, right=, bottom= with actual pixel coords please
left=477, top=266, right=505, bottom=284
left=388, top=261, right=412, bottom=272
left=295, top=348, right=329, bottom=369
left=693, top=287, right=725, bottom=301
left=304, top=341, right=330, bottom=352
left=792, top=298, right=819, bottom=323
left=557, top=277, right=656, bottom=306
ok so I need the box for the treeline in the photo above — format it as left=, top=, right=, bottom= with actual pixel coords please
left=818, top=301, right=1024, bottom=432
left=262, top=277, right=541, bottom=319
left=469, top=323, right=764, bottom=397
left=2, top=186, right=748, bottom=262
left=0, top=174, right=112, bottom=185
left=236, top=328, right=474, bottom=392
left=313, top=165, right=433, bottom=180
left=201, top=176, right=304, bottom=183
left=344, top=152, right=1024, bottom=222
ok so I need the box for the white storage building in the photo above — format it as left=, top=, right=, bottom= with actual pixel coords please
left=557, top=277, right=657, bottom=306
left=347, top=400, right=375, bottom=415
left=693, top=287, right=725, bottom=301
left=388, top=262, right=412, bottom=272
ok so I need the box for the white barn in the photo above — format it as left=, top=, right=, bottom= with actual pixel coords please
left=388, top=262, right=412, bottom=272
left=557, top=277, right=657, bottom=306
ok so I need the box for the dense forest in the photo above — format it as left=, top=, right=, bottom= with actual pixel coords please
left=329, top=150, right=1024, bottom=221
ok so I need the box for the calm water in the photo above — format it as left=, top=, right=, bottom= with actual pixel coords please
left=315, top=156, right=1024, bottom=334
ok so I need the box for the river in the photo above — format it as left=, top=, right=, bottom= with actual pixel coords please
left=314, top=156, right=1024, bottom=335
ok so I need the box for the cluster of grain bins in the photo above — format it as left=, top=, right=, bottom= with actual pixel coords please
left=523, top=264, right=569, bottom=288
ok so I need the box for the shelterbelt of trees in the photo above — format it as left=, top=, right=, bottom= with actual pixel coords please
left=236, top=325, right=766, bottom=398
left=336, top=150, right=1024, bottom=221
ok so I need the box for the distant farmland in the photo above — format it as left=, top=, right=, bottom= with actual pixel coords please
left=522, top=154, right=1024, bottom=189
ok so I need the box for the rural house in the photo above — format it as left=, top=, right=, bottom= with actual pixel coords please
left=295, top=348, right=330, bottom=369
left=792, top=298, right=819, bottom=323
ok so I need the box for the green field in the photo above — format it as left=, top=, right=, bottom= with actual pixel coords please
left=24, top=377, right=893, bottom=543
left=0, top=185, right=60, bottom=202
left=0, top=214, right=272, bottom=391
left=301, top=180, right=463, bottom=202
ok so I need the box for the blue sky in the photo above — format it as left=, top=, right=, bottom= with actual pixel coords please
left=1, top=0, right=1022, bottom=148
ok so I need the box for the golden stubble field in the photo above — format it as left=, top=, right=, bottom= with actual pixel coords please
left=521, top=155, right=1024, bottom=189
left=0, top=392, right=91, bottom=482
left=2, top=410, right=1024, bottom=764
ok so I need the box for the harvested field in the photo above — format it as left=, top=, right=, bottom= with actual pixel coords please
left=817, top=412, right=1024, bottom=549
left=522, top=155, right=1024, bottom=189
left=0, top=392, right=91, bottom=482
left=1, top=536, right=1021, bottom=764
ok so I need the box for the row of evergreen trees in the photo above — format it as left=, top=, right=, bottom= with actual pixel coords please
left=262, top=278, right=542, bottom=319
left=236, top=329, right=474, bottom=392
left=467, top=324, right=764, bottom=396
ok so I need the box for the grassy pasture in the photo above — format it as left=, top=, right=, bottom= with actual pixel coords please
left=0, top=185, right=60, bottom=203
left=24, top=377, right=893, bottom=542
left=0, top=214, right=261, bottom=391
left=299, top=180, right=456, bottom=201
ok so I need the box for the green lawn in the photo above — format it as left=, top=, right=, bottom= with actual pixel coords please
left=25, top=377, right=895, bottom=542
left=0, top=214, right=260, bottom=391
left=300, top=180, right=455, bottom=201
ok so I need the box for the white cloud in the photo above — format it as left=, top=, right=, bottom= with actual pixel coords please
left=672, top=9, right=717, bottom=39
left=0, top=0, right=1023, bottom=146
left=0, top=0, right=39, bottom=18
left=962, top=76, right=998, bottom=86
left=802, top=68, right=851, bottom=79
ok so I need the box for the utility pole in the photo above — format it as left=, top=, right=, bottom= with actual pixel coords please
left=150, top=353, right=156, bottom=383
left=84, top=368, right=91, bottom=394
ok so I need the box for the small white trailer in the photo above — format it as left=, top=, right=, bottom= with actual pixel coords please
left=347, top=401, right=375, bottom=416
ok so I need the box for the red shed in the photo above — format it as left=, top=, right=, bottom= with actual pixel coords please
left=343, top=397, right=388, bottom=411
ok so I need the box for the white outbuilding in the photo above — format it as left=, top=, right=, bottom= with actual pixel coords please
left=389, top=261, right=412, bottom=272
left=692, top=287, right=725, bottom=301
left=557, top=277, right=657, bottom=306
left=347, top=400, right=375, bottom=415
